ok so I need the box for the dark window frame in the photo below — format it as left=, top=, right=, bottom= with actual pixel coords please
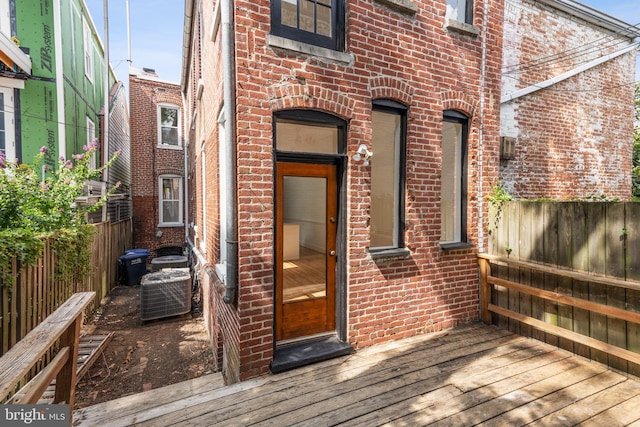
left=368, top=99, right=408, bottom=255
left=440, top=110, right=470, bottom=250
left=270, top=0, right=345, bottom=51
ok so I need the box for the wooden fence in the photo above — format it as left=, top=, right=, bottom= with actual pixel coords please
left=485, top=201, right=640, bottom=375
left=0, top=220, right=132, bottom=357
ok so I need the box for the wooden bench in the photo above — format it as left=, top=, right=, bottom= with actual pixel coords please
left=0, top=292, right=95, bottom=409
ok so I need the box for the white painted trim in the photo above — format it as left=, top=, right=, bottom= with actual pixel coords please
left=501, top=44, right=637, bottom=104
left=0, top=77, right=24, bottom=89
left=53, top=0, right=66, bottom=159
left=0, top=32, right=31, bottom=74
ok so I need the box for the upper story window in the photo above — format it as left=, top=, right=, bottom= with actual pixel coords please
left=158, top=104, right=181, bottom=147
left=0, top=88, right=14, bottom=162
left=369, top=100, right=407, bottom=253
left=271, top=0, right=345, bottom=51
left=83, top=18, right=94, bottom=82
left=445, top=0, right=473, bottom=25
left=86, top=116, right=96, bottom=169
left=440, top=110, right=470, bottom=248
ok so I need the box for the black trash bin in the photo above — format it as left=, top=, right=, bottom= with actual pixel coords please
left=119, top=249, right=150, bottom=285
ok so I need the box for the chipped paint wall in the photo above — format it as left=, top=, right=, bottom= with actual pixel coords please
left=500, top=0, right=637, bottom=200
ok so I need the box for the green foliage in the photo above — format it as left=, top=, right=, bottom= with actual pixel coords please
left=0, top=142, right=120, bottom=286
left=487, top=184, right=514, bottom=207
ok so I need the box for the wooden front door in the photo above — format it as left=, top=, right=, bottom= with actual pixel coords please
left=275, top=162, right=337, bottom=341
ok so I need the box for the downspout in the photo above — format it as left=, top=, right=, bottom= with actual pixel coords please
left=182, top=0, right=193, bottom=250
left=477, top=0, right=489, bottom=252
left=221, top=0, right=238, bottom=304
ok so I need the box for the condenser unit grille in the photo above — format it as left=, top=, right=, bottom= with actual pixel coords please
left=140, top=270, right=191, bottom=321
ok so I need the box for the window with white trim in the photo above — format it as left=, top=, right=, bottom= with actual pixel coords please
left=200, top=143, right=207, bottom=253
left=83, top=18, right=94, bottom=82
left=159, top=175, right=183, bottom=226
left=216, top=110, right=228, bottom=281
left=0, top=87, right=15, bottom=161
left=86, top=116, right=96, bottom=169
left=158, top=104, right=181, bottom=147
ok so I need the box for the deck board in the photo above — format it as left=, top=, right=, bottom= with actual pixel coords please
left=73, top=323, right=640, bottom=426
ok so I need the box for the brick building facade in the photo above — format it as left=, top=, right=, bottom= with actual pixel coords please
left=129, top=69, right=185, bottom=256
left=183, top=0, right=504, bottom=383
left=500, top=0, right=640, bottom=200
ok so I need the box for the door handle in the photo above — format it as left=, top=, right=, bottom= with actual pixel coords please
left=329, top=250, right=336, bottom=256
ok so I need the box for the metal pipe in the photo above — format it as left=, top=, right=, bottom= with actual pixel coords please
left=221, top=0, right=238, bottom=304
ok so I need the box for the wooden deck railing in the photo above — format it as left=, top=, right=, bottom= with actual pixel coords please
left=0, top=292, right=95, bottom=410
left=478, top=253, right=640, bottom=367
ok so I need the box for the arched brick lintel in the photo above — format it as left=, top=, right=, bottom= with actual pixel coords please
left=368, top=76, right=413, bottom=106
left=441, top=90, right=478, bottom=117
left=267, top=83, right=354, bottom=121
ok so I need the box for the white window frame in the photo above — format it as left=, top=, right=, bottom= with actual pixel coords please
left=0, top=86, right=15, bottom=162
left=215, top=109, right=228, bottom=282
left=0, top=0, right=10, bottom=38
left=200, top=142, right=207, bottom=253
left=157, top=104, right=182, bottom=148
left=158, top=175, right=183, bottom=226
left=86, top=116, right=96, bottom=169
left=83, top=18, right=94, bottom=82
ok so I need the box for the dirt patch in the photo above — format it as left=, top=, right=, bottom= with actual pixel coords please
left=74, top=285, right=215, bottom=409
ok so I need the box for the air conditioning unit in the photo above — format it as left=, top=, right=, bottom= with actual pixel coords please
left=140, top=270, right=191, bottom=321
left=151, top=255, right=188, bottom=272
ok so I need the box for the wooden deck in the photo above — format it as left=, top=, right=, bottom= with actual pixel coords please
left=73, top=323, right=640, bottom=426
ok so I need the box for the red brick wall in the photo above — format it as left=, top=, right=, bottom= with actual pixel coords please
left=500, top=0, right=636, bottom=201
left=185, top=0, right=504, bottom=382
left=129, top=73, right=185, bottom=257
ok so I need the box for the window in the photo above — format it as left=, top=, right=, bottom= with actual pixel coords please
left=158, top=105, right=181, bottom=147
left=217, top=111, right=228, bottom=281
left=440, top=110, right=469, bottom=246
left=0, top=88, right=14, bottom=161
left=83, top=18, right=93, bottom=81
left=200, top=143, right=207, bottom=254
left=159, top=176, right=183, bottom=226
left=445, top=0, right=473, bottom=25
left=271, top=0, right=344, bottom=51
left=86, top=116, right=96, bottom=169
left=369, top=100, right=406, bottom=252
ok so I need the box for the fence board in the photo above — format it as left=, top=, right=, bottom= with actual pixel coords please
left=542, top=202, right=558, bottom=347
left=530, top=202, right=546, bottom=343
left=606, top=203, right=627, bottom=371
left=587, top=203, right=608, bottom=365
left=571, top=203, right=591, bottom=359
left=508, top=202, right=521, bottom=334
left=556, top=202, right=574, bottom=353
left=518, top=202, right=533, bottom=338
left=626, top=203, right=640, bottom=376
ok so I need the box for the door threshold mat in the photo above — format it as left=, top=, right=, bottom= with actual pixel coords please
left=270, top=336, right=353, bottom=373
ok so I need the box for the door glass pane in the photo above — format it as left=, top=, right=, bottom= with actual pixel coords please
left=282, top=176, right=327, bottom=303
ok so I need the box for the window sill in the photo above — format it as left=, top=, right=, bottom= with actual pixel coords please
left=215, top=263, right=226, bottom=284
left=374, top=0, right=418, bottom=14
left=444, top=19, right=480, bottom=37
left=369, top=247, right=411, bottom=260
left=439, top=242, right=474, bottom=251
left=157, top=144, right=183, bottom=150
left=158, top=222, right=184, bottom=228
left=266, top=34, right=354, bottom=66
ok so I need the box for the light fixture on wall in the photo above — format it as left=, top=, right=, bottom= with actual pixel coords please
left=353, top=144, right=373, bottom=166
